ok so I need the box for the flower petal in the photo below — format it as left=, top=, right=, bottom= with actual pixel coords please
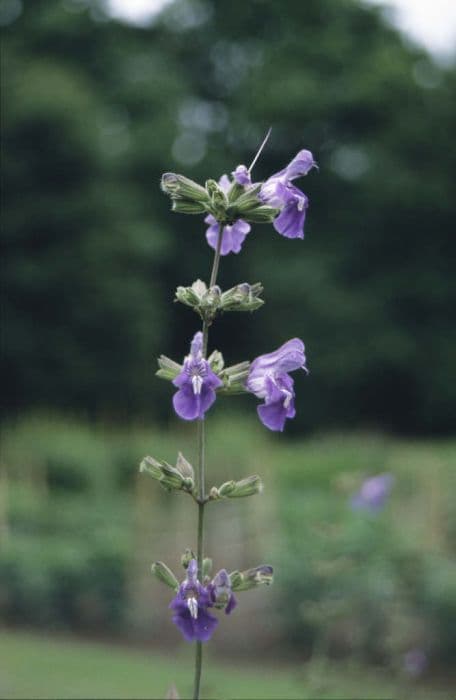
left=172, top=384, right=201, bottom=421
left=232, top=164, right=251, bottom=186
left=206, top=220, right=251, bottom=256
left=194, top=607, right=219, bottom=642
left=257, top=399, right=288, bottom=432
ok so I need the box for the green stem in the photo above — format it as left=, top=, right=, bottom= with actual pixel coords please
left=193, top=223, right=224, bottom=700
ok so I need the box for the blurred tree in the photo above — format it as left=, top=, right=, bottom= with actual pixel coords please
left=2, top=0, right=455, bottom=433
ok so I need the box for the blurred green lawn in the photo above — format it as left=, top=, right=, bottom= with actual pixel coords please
left=1, top=629, right=453, bottom=700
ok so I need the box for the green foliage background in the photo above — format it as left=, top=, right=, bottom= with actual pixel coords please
left=2, top=415, right=456, bottom=669
left=2, top=0, right=455, bottom=434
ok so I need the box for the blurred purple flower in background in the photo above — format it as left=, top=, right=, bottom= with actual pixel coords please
left=205, top=173, right=251, bottom=255
left=403, top=648, right=428, bottom=678
left=261, top=149, right=316, bottom=239
left=169, top=560, right=218, bottom=642
left=351, top=473, right=394, bottom=512
left=246, top=338, right=308, bottom=431
left=172, top=332, right=222, bottom=420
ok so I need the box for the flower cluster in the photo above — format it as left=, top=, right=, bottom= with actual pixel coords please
left=207, top=149, right=316, bottom=252
left=145, top=142, right=315, bottom=658
left=150, top=558, right=272, bottom=643
left=162, top=147, right=316, bottom=256
left=205, top=174, right=251, bottom=255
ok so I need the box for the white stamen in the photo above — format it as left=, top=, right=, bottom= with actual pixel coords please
left=187, top=596, right=198, bottom=620
left=192, top=374, right=203, bottom=395
left=283, top=389, right=293, bottom=408
left=297, top=196, right=305, bottom=211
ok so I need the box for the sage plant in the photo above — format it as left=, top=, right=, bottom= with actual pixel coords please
left=140, top=133, right=315, bottom=698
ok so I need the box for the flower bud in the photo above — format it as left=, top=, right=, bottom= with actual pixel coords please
left=139, top=455, right=194, bottom=493
left=228, top=570, right=243, bottom=589
left=207, top=349, right=224, bottom=374
left=181, top=549, right=195, bottom=569
left=209, top=486, right=219, bottom=500
left=199, top=286, right=222, bottom=320
left=139, top=455, right=162, bottom=480
left=218, top=475, right=263, bottom=499
left=172, top=199, right=207, bottom=215
left=219, top=361, right=250, bottom=395
left=151, top=561, right=179, bottom=591
left=218, top=480, right=236, bottom=497
left=211, top=569, right=232, bottom=608
left=175, top=452, right=194, bottom=481
left=156, top=355, right=182, bottom=382
left=230, top=565, right=274, bottom=591
left=161, top=172, right=209, bottom=205
left=165, top=462, right=192, bottom=491
left=175, top=286, right=202, bottom=308
left=226, top=182, right=244, bottom=204
left=220, top=282, right=264, bottom=313
left=242, top=205, right=280, bottom=224
left=206, top=179, right=228, bottom=220
left=202, top=557, right=213, bottom=579
left=175, top=279, right=209, bottom=312
left=227, top=183, right=262, bottom=217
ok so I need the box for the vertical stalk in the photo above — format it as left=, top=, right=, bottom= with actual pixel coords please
left=193, top=223, right=224, bottom=700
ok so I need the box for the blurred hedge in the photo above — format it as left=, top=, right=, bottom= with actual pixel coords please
left=1, top=416, right=455, bottom=668
left=275, top=436, right=456, bottom=665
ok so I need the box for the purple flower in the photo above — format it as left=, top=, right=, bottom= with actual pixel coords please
left=205, top=174, right=251, bottom=255
left=403, top=649, right=428, bottom=677
left=169, top=560, right=218, bottom=642
left=205, top=215, right=251, bottom=255
left=351, top=473, right=394, bottom=512
left=261, top=149, right=316, bottom=239
left=172, top=332, right=223, bottom=421
left=209, top=569, right=237, bottom=615
left=169, top=561, right=237, bottom=642
left=231, top=164, right=252, bottom=187
left=246, top=338, right=307, bottom=432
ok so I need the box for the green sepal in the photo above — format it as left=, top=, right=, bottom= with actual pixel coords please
left=220, top=283, right=264, bottom=313
left=181, top=549, right=196, bottom=569
left=227, top=183, right=262, bottom=217
left=151, top=561, right=179, bottom=591
left=218, top=361, right=250, bottom=395
left=230, top=565, right=274, bottom=591
left=211, top=475, right=263, bottom=500
left=172, top=199, right=207, bottom=215
left=161, top=173, right=210, bottom=205
left=156, top=355, right=181, bottom=381
left=207, top=350, right=224, bottom=374
left=139, top=454, right=194, bottom=493
left=242, top=205, right=279, bottom=224
left=202, top=558, right=213, bottom=579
